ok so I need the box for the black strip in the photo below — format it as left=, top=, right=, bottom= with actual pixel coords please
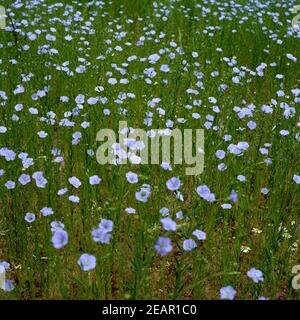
left=0, top=300, right=298, bottom=318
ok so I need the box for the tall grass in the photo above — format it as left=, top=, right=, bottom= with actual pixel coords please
left=0, top=0, right=299, bottom=299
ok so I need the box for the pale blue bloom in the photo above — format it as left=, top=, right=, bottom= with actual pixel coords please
left=5, top=180, right=15, bottom=189
left=69, top=195, right=80, bottom=203
left=57, top=188, right=68, bottom=195
left=166, top=177, right=181, bottom=191
left=160, top=217, right=177, bottom=231
left=37, top=131, right=48, bottom=138
left=293, top=175, right=300, bottom=184
left=161, top=162, right=172, bottom=171
left=92, top=229, right=112, bottom=244
left=175, top=190, right=184, bottom=201
left=32, top=171, right=48, bottom=188
left=126, top=171, right=138, bottom=184
left=247, top=268, right=264, bottom=283
left=89, top=175, right=101, bottom=185
left=237, top=175, right=246, bottom=182
left=18, top=174, right=31, bottom=185
left=183, top=239, right=197, bottom=251
left=25, top=212, right=35, bottom=223
left=0, top=261, right=10, bottom=269
left=160, top=207, right=170, bottom=216
left=135, top=188, right=150, bottom=202
left=50, top=221, right=65, bottom=233
left=99, top=219, right=114, bottom=234
left=2, top=279, right=15, bottom=292
left=230, top=190, right=238, bottom=203
left=125, top=207, right=136, bottom=214
left=51, top=229, right=68, bottom=249
left=0, top=147, right=16, bottom=161
left=40, top=207, right=53, bottom=217
left=215, top=150, right=226, bottom=159
left=154, top=237, right=172, bottom=256
left=176, top=211, right=184, bottom=219
left=160, top=64, right=170, bottom=72
left=22, top=157, right=34, bottom=169
left=68, top=176, right=81, bottom=188
left=221, top=203, right=232, bottom=209
left=196, top=185, right=216, bottom=202
left=247, top=121, right=257, bottom=130
left=193, top=229, right=206, bottom=240
left=220, top=286, right=237, bottom=300
left=77, top=254, right=96, bottom=271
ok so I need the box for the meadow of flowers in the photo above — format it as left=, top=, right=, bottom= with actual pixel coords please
left=0, top=0, right=300, bottom=300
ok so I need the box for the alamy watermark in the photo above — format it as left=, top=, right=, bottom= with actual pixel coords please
left=292, top=265, right=300, bottom=290
left=0, top=6, right=6, bottom=29
left=291, top=5, right=300, bottom=29
left=0, top=265, right=5, bottom=290
left=96, top=121, right=204, bottom=176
